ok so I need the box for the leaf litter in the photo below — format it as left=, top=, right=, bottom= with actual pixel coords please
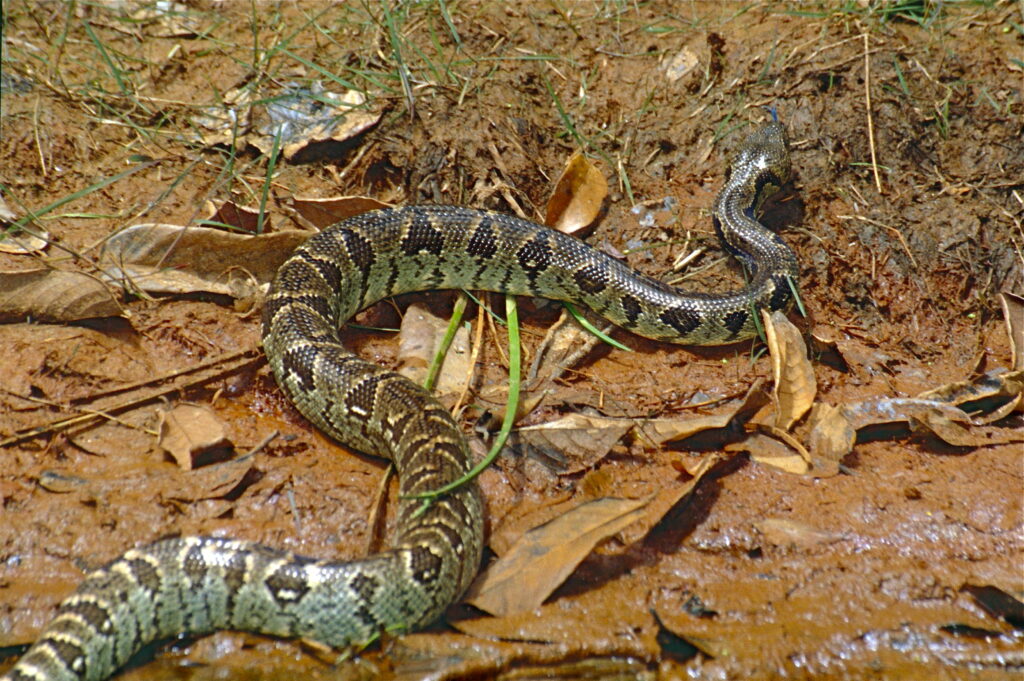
left=1, top=2, right=1021, bottom=679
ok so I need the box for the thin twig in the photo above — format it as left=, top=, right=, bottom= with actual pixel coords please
left=1, top=349, right=261, bottom=447
left=863, top=33, right=883, bottom=194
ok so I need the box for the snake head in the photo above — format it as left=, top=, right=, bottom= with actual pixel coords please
left=727, top=121, right=791, bottom=213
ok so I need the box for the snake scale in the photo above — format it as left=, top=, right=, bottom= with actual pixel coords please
left=2, top=121, right=798, bottom=681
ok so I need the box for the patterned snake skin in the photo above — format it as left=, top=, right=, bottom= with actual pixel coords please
left=3, top=121, right=798, bottom=681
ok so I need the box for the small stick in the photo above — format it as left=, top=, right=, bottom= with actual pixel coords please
left=863, top=33, right=883, bottom=194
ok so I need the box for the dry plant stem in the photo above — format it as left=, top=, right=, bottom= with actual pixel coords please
left=863, top=32, right=883, bottom=194
left=0, top=349, right=260, bottom=446
left=452, top=302, right=487, bottom=417
left=68, top=347, right=259, bottom=404
left=365, top=462, right=395, bottom=555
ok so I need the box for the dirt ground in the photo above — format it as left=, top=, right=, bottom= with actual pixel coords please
left=1, top=1, right=1022, bottom=680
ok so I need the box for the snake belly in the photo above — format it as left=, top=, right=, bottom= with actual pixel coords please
left=2, top=121, right=798, bottom=681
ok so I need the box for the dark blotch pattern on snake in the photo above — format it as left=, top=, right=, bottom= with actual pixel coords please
left=2, top=121, right=798, bottom=681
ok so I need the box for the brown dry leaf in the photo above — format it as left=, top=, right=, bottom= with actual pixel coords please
left=633, top=413, right=734, bottom=446
left=465, top=496, right=650, bottom=617
left=762, top=310, right=815, bottom=431
left=396, top=303, right=472, bottom=398
left=203, top=201, right=265, bottom=233
left=544, top=151, right=607, bottom=235
left=99, top=223, right=309, bottom=295
left=515, top=413, right=633, bottom=475
left=0, top=269, right=123, bottom=323
left=632, top=378, right=771, bottom=446
left=290, top=195, right=392, bottom=230
left=916, top=369, right=1024, bottom=423
left=843, top=395, right=1024, bottom=449
left=726, top=432, right=809, bottom=475
left=999, top=292, right=1023, bottom=371
left=158, top=404, right=232, bottom=471
left=806, top=402, right=856, bottom=476
left=910, top=408, right=1024, bottom=448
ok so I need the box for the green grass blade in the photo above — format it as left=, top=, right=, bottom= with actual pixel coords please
left=424, top=294, right=468, bottom=391
left=410, top=294, right=521, bottom=513
left=563, top=302, right=632, bottom=352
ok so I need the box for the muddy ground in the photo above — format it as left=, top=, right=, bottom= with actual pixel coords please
left=1, top=1, right=1022, bottom=680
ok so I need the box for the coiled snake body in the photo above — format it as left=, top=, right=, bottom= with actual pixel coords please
left=3, top=122, right=797, bottom=681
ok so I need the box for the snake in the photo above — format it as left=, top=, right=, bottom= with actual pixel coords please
left=2, top=120, right=798, bottom=681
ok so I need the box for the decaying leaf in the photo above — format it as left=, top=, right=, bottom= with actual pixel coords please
left=203, top=200, right=265, bottom=233
left=762, top=310, right=815, bottom=431
left=633, top=378, right=771, bottom=446
left=843, top=396, right=1024, bottom=448
left=289, top=195, right=392, bottom=230
left=544, top=151, right=607, bottom=235
left=165, top=456, right=260, bottom=503
left=396, top=303, right=472, bottom=398
left=999, top=292, right=1023, bottom=371
left=158, top=404, right=232, bottom=471
left=190, top=81, right=381, bottom=163
left=100, top=223, right=308, bottom=295
left=910, top=407, right=1024, bottom=448
left=916, top=368, right=1024, bottom=411
left=516, top=413, right=633, bottom=475
left=806, top=402, right=856, bottom=476
left=0, top=269, right=123, bottom=323
left=727, top=432, right=809, bottom=475
left=466, top=496, right=649, bottom=617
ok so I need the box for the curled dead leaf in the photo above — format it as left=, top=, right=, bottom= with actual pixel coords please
left=663, top=46, right=700, bottom=83
left=762, top=309, right=815, bottom=431
left=0, top=269, right=123, bottom=323
left=726, top=432, right=810, bottom=475
left=525, top=306, right=609, bottom=391
left=516, top=413, right=633, bottom=475
left=254, top=86, right=380, bottom=163
left=633, top=378, right=771, bottom=446
left=158, top=404, right=232, bottom=471
left=916, top=368, right=1024, bottom=423
left=842, top=395, right=1024, bottom=449
left=998, top=292, right=1023, bottom=371
left=544, top=151, right=608, bottom=235
left=289, top=195, right=392, bottom=230
left=203, top=200, right=265, bottom=233
left=806, top=402, right=856, bottom=477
